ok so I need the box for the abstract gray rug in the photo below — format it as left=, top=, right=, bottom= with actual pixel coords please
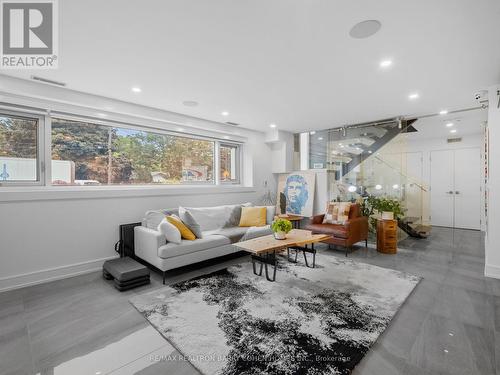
left=130, top=255, right=420, bottom=375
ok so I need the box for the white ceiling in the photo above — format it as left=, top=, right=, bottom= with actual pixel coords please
left=4, top=0, right=500, bottom=133
left=409, top=108, right=487, bottom=140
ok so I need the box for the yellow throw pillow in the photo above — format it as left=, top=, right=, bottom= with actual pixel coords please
left=239, top=206, right=267, bottom=227
left=166, top=215, right=196, bottom=240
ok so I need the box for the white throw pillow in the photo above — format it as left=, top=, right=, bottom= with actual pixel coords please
left=157, top=218, right=182, bottom=244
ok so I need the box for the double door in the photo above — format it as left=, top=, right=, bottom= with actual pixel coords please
left=430, top=148, right=481, bottom=230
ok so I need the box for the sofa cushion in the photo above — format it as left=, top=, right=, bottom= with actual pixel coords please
left=266, top=206, right=276, bottom=224
left=239, top=207, right=267, bottom=227
left=204, top=227, right=249, bottom=243
left=182, top=204, right=249, bottom=231
left=323, top=202, right=351, bottom=224
left=144, top=208, right=179, bottom=229
left=178, top=207, right=203, bottom=238
left=167, top=215, right=196, bottom=240
left=157, top=235, right=230, bottom=259
left=306, top=223, right=348, bottom=239
left=241, top=225, right=273, bottom=241
left=157, top=218, right=182, bottom=244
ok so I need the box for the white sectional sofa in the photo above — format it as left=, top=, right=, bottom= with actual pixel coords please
left=134, top=204, right=274, bottom=283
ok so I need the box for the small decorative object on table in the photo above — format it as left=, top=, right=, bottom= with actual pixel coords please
left=271, top=218, right=292, bottom=240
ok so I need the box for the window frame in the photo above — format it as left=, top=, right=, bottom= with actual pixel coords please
left=0, top=109, right=45, bottom=187
left=218, top=142, right=241, bottom=185
left=49, top=115, right=219, bottom=186
left=0, top=108, right=244, bottom=189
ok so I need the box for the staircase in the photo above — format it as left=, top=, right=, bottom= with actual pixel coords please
left=327, top=119, right=418, bottom=180
left=312, top=118, right=430, bottom=240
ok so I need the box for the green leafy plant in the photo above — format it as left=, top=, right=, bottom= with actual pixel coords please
left=361, top=196, right=404, bottom=219
left=361, top=195, right=405, bottom=233
left=271, top=219, right=293, bottom=233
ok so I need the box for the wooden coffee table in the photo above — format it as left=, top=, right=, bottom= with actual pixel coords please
left=234, top=229, right=330, bottom=282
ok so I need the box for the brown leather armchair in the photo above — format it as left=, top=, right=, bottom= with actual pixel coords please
left=305, top=203, right=368, bottom=256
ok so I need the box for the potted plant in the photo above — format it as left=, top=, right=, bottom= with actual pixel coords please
left=271, top=218, right=293, bottom=240
left=361, top=196, right=404, bottom=233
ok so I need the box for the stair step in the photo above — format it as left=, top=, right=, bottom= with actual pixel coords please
left=413, top=225, right=431, bottom=236
left=401, top=216, right=419, bottom=224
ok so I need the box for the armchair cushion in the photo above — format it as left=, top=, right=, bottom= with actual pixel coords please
left=307, top=223, right=349, bottom=239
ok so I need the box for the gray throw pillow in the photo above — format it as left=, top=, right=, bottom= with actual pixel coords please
left=178, top=207, right=203, bottom=238
left=266, top=206, right=276, bottom=224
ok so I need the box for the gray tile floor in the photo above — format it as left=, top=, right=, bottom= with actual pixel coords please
left=0, top=227, right=497, bottom=375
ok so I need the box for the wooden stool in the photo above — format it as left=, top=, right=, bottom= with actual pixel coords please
left=377, top=219, right=398, bottom=254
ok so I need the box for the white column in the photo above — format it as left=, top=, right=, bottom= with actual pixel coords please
left=485, top=84, right=500, bottom=278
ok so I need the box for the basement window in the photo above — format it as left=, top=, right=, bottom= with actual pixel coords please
left=0, top=111, right=43, bottom=185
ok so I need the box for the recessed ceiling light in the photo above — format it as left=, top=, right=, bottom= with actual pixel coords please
left=221, top=111, right=229, bottom=116
left=375, top=184, right=382, bottom=190
left=131, top=87, right=141, bottom=93
left=349, top=20, right=382, bottom=39
left=224, top=135, right=230, bottom=139
left=269, top=123, right=277, bottom=128
left=408, top=93, right=419, bottom=100
left=348, top=185, right=357, bottom=193
left=318, top=137, right=324, bottom=141
left=97, top=113, right=107, bottom=118
left=176, top=127, right=185, bottom=132
left=183, top=100, right=198, bottom=107
left=439, top=110, right=448, bottom=115
left=446, top=122, right=454, bottom=127
left=392, top=184, right=399, bottom=189
left=309, top=131, right=316, bottom=135
left=379, top=59, right=393, bottom=68
left=450, top=129, right=457, bottom=133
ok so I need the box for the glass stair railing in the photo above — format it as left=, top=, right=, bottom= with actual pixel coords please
left=307, top=118, right=429, bottom=241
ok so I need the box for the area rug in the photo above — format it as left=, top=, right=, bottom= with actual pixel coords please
left=130, top=255, right=420, bottom=375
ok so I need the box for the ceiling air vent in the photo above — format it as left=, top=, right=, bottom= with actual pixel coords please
left=225, top=122, right=240, bottom=126
left=31, top=75, right=66, bottom=87
left=447, top=137, right=462, bottom=143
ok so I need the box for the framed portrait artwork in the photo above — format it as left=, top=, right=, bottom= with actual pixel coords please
left=277, top=171, right=316, bottom=217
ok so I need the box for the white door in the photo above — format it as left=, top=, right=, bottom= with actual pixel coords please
left=454, top=148, right=481, bottom=229
left=430, top=150, right=455, bottom=227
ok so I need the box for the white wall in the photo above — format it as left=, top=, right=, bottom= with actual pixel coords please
left=485, top=84, right=500, bottom=278
left=0, top=79, right=275, bottom=291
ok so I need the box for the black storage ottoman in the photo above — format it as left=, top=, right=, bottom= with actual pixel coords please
left=103, top=257, right=150, bottom=291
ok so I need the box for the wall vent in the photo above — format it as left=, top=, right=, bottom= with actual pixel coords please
left=225, top=122, right=240, bottom=126
left=447, top=137, right=462, bottom=143
left=31, top=76, right=66, bottom=87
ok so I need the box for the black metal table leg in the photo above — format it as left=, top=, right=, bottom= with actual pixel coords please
left=289, top=243, right=317, bottom=268
left=251, top=251, right=278, bottom=282
left=252, top=256, right=264, bottom=276
left=287, top=247, right=298, bottom=263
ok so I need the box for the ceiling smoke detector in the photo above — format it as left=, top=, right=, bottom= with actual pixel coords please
left=349, top=20, right=382, bottom=39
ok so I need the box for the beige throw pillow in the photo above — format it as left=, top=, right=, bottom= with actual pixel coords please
left=323, top=202, right=352, bottom=224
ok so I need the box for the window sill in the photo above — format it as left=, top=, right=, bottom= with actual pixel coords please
left=0, top=184, right=257, bottom=202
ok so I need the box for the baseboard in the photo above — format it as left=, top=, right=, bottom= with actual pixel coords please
left=0, top=255, right=119, bottom=292
left=484, top=263, right=500, bottom=279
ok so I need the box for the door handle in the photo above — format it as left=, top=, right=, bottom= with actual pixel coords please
left=455, top=191, right=460, bottom=195
left=446, top=191, right=453, bottom=194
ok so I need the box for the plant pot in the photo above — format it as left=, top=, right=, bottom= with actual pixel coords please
left=274, top=231, right=287, bottom=240
left=381, top=211, right=394, bottom=220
